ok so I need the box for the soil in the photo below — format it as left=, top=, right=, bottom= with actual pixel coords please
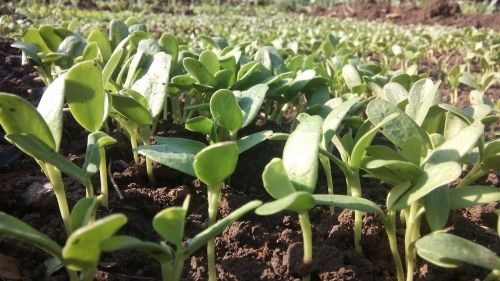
left=0, top=29, right=499, bottom=281
left=298, top=0, right=500, bottom=31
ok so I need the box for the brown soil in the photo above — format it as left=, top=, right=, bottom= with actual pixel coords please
left=300, top=0, right=500, bottom=31
left=0, top=34, right=499, bottom=281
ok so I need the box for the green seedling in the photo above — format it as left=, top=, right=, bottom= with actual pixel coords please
left=110, top=38, right=172, bottom=184
left=193, top=141, right=239, bottom=281
left=139, top=140, right=244, bottom=281
left=102, top=196, right=262, bottom=281
left=0, top=91, right=89, bottom=233
left=416, top=231, right=500, bottom=281
left=361, top=93, right=488, bottom=281
left=0, top=198, right=127, bottom=281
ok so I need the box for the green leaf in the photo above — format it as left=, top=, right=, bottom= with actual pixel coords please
left=262, top=158, right=296, bottom=200
left=254, top=46, right=286, bottom=75
left=36, top=76, right=65, bottom=151
left=363, top=159, right=422, bottom=181
left=102, top=48, right=123, bottom=86
left=39, top=25, right=62, bottom=52
left=183, top=57, right=217, bottom=87
left=366, top=99, right=425, bottom=149
left=6, top=133, right=87, bottom=185
left=312, top=194, right=385, bottom=217
left=22, top=27, right=51, bottom=54
left=172, top=74, right=196, bottom=90
left=185, top=116, right=213, bottom=134
left=159, top=33, right=178, bottom=64
left=255, top=192, right=315, bottom=215
left=381, top=82, right=408, bottom=105
left=0, top=92, right=55, bottom=149
left=64, top=61, right=106, bottom=132
left=132, top=52, right=172, bottom=118
left=238, top=130, right=273, bottom=154
left=459, top=72, right=479, bottom=89
left=87, top=29, right=112, bottom=61
left=101, top=235, right=172, bottom=261
left=449, top=186, right=500, bottom=209
left=11, top=41, right=42, bottom=65
left=184, top=200, right=262, bottom=257
left=416, top=232, right=500, bottom=270
left=235, top=84, right=268, bottom=128
left=406, top=79, right=441, bottom=126
left=70, top=197, right=99, bottom=232
left=388, top=162, right=462, bottom=211
left=138, top=138, right=206, bottom=177
left=199, top=50, right=220, bottom=75
left=82, top=131, right=116, bottom=177
left=283, top=115, right=322, bottom=193
left=342, top=64, right=361, bottom=89
left=390, top=73, right=411, bottom=91
left=322, top=97, right=359, bottom=147
left=210, top=89, right=243, bottom=134
left=425, top=122, right=484, bottom=166
left=111, top=93, right=153, bottom=126
left=193, top=142, right=239, bottom=188
left=483, top=140, right=500, bottom=170
left=153, top=195, right=190, bottom=247
left=63, top=214, right=127, bottom=270
left=350, top=113, right=399, bottom=169
left=0, top=211, right=62, bottom=259
left=109, top=20, right=129, bottom=48
left=424, top=186, right=450, bottom=231
left=214, top=69, right=235, bottom=88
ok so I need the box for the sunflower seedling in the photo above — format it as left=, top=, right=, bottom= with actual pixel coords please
left=102, top=195, right=262, bottom=281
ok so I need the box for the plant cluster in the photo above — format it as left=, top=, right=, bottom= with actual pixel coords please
left=0, top=16, right=499, bottom=281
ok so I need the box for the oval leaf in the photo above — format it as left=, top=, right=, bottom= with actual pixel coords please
left=193, top=142, right=239, bottom=187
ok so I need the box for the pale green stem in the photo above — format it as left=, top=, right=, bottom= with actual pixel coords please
left=80, top=268, right=96, bottom=281
left=319, top=155, right=334, bottom=214
left=385, top=211, right=405, bottom=281
left=99, top=148, right=109, bottom=209
left=45, top=164, right=71, bottom=234
left=130, top=134, right=139, bottom=163
left=404, top=203, right=420, bottom=281
left=458, top=162, right=485, bottom=187
left=67, top=270, right=78, bottom=281
left=207, top=185, right=221, bottom=281
left=146, top=156, right=156, bottom=185
left=346, top=170, right=363, bottom=254
left=298, top=212, right=313, bottom=281
left=229, top=131, right=238, bottom=142
left=159, top=257, right=184, bottom=281
left=484, top=270, right=500, bottom=281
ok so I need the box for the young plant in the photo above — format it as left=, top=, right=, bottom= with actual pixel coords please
left=0, top=197, right=127, bottom=281
left=134, top=139, right=244, bottom=281
left=101, top=196, right=262, bottom=281
left=416, top=205, right=500, bottom=281
left=0, top=91, right=89, bottom=233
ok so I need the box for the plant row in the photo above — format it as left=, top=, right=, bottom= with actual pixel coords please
left=0, top=18, right=499, bottom=281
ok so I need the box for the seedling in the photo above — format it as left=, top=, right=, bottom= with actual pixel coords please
left=102, top=196, right=262, bottom=281
left=0, top=198, right=127, bottom=281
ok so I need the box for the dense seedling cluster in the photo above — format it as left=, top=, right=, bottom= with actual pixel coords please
left=0, top=14, right=499, bottom=281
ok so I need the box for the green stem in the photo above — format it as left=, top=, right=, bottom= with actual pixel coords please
left=146, top=156, right=156, bottom=185
left=207, top=185, right=221, bottom=281
left=298, top=212, right=313, bottom=281
left=67, top=269, right=78, bottom=281
left=484, top=270, right=500, bottom=281
left=458, top=162, right=485, bottom=187
left=229, top=131, right=238, bottom=142
left=99, top=148, right=109, bottom=209
left=130, top=133, right=139, bottom=163
left=319, top=155, right=334, bottom=214
left=80, top=268, right=96, bottom=281
left=384, top=211, right=405, bottom=281
left=404, top=203, right=420, bottom=281
left=45, top=164, right=71, bottom=234
left=346, top=171, right=362, bottom=254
